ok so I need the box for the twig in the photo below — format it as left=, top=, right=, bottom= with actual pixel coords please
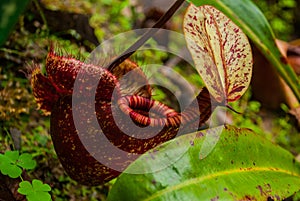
left=106, top=0, right=185, bottom=72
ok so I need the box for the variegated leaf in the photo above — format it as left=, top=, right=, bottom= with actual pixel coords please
left=184, top=4, right=252, bottom=103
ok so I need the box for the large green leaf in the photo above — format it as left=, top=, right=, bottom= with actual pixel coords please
left=107, top=125, right=300, bottom=200
left=186, top=0, right=300, bottom=102
left=0, top=0, right=30, bottom=46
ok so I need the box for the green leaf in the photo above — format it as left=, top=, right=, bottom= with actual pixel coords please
left=17, top=153, right=37, bottom=170
left=18, top=181, right=34, bottom=195
left=0, top=0, right=31, bottom=46
left=27, top=192, right=51, bottom=201
left=18, top=180, right=51, bottom=201
left=0, top=163, right=22, bottom=178
left=4, top=150, right=19, bottom=162
left=0, top=151, right=22, bottom=178
left=0, top=153, right=11, bottom=165
left=32, top=179, right=51, bottom=192
left=187, top=0, right=300, bottom=103
left=0, top=151, right=36, bottom=178
left=107, top=125, right=300, bottom=201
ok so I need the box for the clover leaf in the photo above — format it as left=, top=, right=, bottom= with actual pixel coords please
left=17, top=153, right=37, bottom=170
left=18, top=180, right=52, bottom=201
left=0, top=151, right=36, bottom=178
left=0, top=151, right=22, bottom=178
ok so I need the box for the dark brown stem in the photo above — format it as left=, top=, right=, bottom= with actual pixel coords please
left=107, top=0, right=185, bottom=72
left=226, top=104, right=241, bottom=114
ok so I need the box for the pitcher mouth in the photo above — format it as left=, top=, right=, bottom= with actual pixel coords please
left=118, top=95, right=182, bottom=128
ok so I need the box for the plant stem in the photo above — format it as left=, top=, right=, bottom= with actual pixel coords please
left=0, top=48, right=25, bottom=56
left=33, top=0, right=49, bottom=34
left=3, top=128, right=16, bottom=150
left=107, top=0, right=185, bottom=72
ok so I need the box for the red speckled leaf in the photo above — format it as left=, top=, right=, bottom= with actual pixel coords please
left=184, top=4, right=252, bottom=103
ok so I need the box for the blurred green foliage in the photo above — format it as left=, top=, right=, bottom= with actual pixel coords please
left=252, top=0, right=297, bottom=40
left=0, top=0, right=31, bottom=46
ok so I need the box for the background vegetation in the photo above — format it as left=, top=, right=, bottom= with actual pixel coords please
left=0, top=0, right=299, bottom=200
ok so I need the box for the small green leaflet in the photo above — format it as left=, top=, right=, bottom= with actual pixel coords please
left=183, top=4, right=252, bottom=103
left=18, top=180, right=52, bottom=201
left=0, top=151, right=50, bottom=200
left=0, top=151, right=36, bottom=178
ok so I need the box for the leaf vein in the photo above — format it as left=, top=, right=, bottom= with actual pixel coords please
left=143, top=167, right=300, bottom=201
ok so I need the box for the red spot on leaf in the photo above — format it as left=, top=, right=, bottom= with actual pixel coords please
left=280, top=56, right=288, bottom=64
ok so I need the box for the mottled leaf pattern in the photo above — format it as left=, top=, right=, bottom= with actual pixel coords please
left=184, top=4, right=252, bottom=103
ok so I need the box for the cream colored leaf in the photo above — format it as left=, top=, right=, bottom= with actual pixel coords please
left=184, top=4, right=252, bottom=103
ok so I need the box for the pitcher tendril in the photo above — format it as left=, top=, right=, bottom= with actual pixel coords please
left=107, top=0, right=185, bottom=72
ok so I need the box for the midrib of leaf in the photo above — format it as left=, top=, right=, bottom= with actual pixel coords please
left=142, top=167, right=300, bottom=201
left=193, top=0, right=300, bottom=102
left=205, top=6, right=228, bottom=96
